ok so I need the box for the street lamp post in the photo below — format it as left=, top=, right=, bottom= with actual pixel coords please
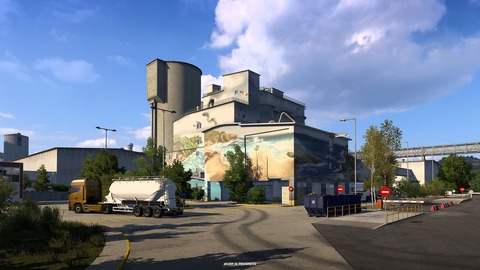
left=340, top=118, right=356, bottom=194
left=402, top=141, right=409, bottom=181
left=96, top=126, right=116, bottom=149
left=150, top=106, right=176, bottom=172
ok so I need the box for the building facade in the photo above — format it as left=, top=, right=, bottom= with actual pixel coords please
left=147, top=59, right=352, bottom=204
left=15, top=148, right=145, bottom=186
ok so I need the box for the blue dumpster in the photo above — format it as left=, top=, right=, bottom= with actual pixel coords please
left=304, top=194, right=361, bottom=217
left=304, top=194, right=324, bottom=217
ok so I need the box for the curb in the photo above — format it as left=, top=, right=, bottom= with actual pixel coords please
left=235, top=203, right=293, bottom=208
left=117, top=230, right=130, bottom=270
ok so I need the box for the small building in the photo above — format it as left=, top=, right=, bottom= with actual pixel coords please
left=0, top=162, right=23, bottom=201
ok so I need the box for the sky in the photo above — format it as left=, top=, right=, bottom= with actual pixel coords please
left=1, top=0, right=480, bottom=157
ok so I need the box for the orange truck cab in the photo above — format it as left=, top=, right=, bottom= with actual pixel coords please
left=68, top=179, right=103, bottom=213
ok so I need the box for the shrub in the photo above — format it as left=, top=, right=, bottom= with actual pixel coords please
left=191, top=186, right=205, bottom=201
left=51, top=184, right=69, bottom=192
left=247, top=187, right=266, bottom=204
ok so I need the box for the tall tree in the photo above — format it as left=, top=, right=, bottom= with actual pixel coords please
left=223, top=144, right=254, bottom=203
left=164, top=160, right=193, bottom=198
left=79, top=149, right=126, bottom=196
left=33, top=164, right=51, bottom=191
left=133, top=137, right=165, bottom=176
left=437, top=154, right=472, bottom=190
left=360, top=119, right=402, bottom=202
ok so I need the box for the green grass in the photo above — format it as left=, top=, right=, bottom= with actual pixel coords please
left=0, top=199, right=105, bottom=269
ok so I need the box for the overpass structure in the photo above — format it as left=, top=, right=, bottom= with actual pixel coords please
left=394, top=142, right=480, bottom=159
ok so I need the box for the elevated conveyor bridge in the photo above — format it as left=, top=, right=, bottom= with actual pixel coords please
left=394, top=142, right=480, bottom=159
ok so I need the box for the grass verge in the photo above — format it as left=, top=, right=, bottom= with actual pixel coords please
left=0, top=198, right=105, bottom=269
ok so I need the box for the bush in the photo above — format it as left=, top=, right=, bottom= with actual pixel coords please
left=51, top=184, right=69, bottom=192
left=247, top=187, right=266, bottom=204
left=191, top=186, right=205, bottom=201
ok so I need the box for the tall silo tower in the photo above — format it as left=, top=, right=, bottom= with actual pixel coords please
left=4, top=133, right=29, bottom=161
left=146, top=59, right=202, bottom=153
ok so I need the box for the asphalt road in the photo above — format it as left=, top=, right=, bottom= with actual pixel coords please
left=60, top=203, right=352, bottom=270
left=313, top=197, right=480, bottom=270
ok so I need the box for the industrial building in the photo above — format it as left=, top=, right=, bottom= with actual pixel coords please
left=14, top=147, right=145, bottom=186
left=147, top=59, right=352, bottom=204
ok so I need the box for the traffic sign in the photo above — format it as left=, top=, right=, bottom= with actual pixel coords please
left=288, top=186, right=294, bottom=192
left=460, top=187, right=465, bottom=193
left=338, top=185, right=344, bottom=193
left=380, top=186, right=391, bottom=197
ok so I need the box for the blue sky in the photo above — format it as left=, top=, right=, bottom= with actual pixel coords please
left=1, top=0, right=480, bottom=157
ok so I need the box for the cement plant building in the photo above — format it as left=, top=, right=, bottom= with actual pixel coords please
left=147, top=59, right=352, bottom=204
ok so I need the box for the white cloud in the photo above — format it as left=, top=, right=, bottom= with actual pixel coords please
left=0, top=0, right=18, bottom=22
left=52, top=3, right=96, bottom=24
left=201, top=74, right=223, bottom=94
left=208, top=0, right=480, bottom=125
left=109, top=55, right=134, bottom=66
left=50, top=28, right=68, bottom=42
left=34, top=57, right=101, bottom=83
left=0, top=112, right=14, bottom=118
left=133, top=126, right=150, bottom=140
left=0, top=51, right=30, bottom=80
left=77, top=138, right=117, bottom=148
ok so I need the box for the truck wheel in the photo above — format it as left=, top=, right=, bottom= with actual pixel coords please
left=133, top=206, right=143, bottom=217
left=74, top=204, right=83, bottom=214
left=153, top=207, right=163, bottom=218
left=143, top=207, right=152, bottom=217
left=102, top=204, right=112, bottom=214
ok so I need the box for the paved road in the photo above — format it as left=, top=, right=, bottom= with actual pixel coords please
left=60, top=203, right=352, bottom=270
left=313, top=197, right=480, bottom=270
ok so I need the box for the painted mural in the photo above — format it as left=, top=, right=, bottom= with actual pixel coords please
left=294, top=132, right=349, bottom=184
left=204, top=129, right=294, bottom=181
left=172, top=134, right=204, bottom=177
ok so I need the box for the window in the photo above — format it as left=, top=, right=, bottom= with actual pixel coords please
left=196, top=122, right=202, bottom=129
left=69, top=186, right=80, bottom=193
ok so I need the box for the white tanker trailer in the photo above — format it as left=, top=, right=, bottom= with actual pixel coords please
left=68, top=177, right=183, bottom=218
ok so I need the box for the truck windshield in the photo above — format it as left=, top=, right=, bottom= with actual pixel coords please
left=69, top=186, right=80, bottom=194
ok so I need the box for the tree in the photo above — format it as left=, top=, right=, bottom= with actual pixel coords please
left=163, top=160, right=193, bottom=198
left=223, top=144, right=254, bottom=203
left=0, top=181, right=16, bottom=215
left=33, top=164, right=51, bottom=191
left=422, top=178, right=455, bottom=196
left=79, top=149, right=126, bottom=197
left=23, top=173, right=33, bottom=190
left=133, top=137, right=166, bottom=176
left=469, top=171, right=480, bottom=192
left=360, top=119, right=402, bottom=202
left=437, top=154, right=472, bottom=190
left=395, top=179, right=423, bottom=198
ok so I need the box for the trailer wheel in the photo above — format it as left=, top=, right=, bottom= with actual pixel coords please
left=143, top=207, right=152, bottom=217
left=133, top=206, right=143, bottom=217
left=74, top=204, right=83, bottom=214
left=102, top=204, right=112, bottom=214
left=153, top=207, right=163, bottom=218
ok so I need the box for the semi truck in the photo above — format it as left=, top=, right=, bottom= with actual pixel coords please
left=68, top=177, right=182, bottom=218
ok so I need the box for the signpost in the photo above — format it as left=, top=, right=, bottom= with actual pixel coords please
left=379, top=186, right=391, bottom=211
left=288, top=186, right=294, bottom=206
left=460, top=187, right=465, bottom=194
left=380, top=186, right=391, bottom=197
left=337, top=185, right=344, bottom=194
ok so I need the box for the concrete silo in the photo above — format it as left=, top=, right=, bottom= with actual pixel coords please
left=4, top=133, right=29, bottom=161
left=146, top=59, right=202, bottom=153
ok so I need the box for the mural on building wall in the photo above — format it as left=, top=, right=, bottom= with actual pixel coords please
left=173, top=134, right=204, bottom=177
left=204, top=129, right=294, bottom=181
left=294, top=133, right=348, bottom=184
